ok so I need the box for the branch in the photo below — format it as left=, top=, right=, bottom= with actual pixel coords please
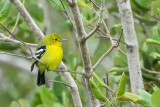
left=140, top=22, right=150, bottom=38
left=141, top=67, right=160, bottom=75
left=92, top=29, right=123, bottom=71
left=59, top=0, right=76, bottom=30
left=11, top=0, right=82, bottom=106
left=85, top=0, right=105, bottom=40
left=9, top=13, right=20, bottom=38
left=55, top=69, right=84, bottom=75
left=58, top=62, right=83, bottom=107
left=117, top=0, right=144, bottom=99
left=117, top=48, right=160, bottom=75
left=10, top=0, right=45, bottom=40
left=50, top=0, right=76, bottom=29
left=0, top=23, right=34, bottom=55
left=0, top=52, right=32, bottom=59
left=93, top=46, right=115, bottom=70
left=0, top=33, right=38, bottom=47
left=66, top=0, right=100, bottom=106
left=49, top=80, right=72, bottom=88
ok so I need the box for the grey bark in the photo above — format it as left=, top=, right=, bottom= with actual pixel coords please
left=116, top=0, right=144, bottom=106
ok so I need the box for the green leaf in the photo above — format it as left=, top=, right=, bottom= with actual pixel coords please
left=10, top=101, right=18, bottom=107
left=0, top=0, right=10, bottom=21
left=146, top=39, right=160, bottom=46
left=157, top=8, right=160, bottom=21
left=0, top=42, right=19, bottom=51
left=47, top=0, right=67, bottom=12
left=109, top=67, right=128, bottom=73
left=114, top=51, right=128, bottom=67
left=53, top=75, right=66, bottom=103
left=89, top=79, right=111, bottom=103
left=110, top=24, right=122, bottom=36
left=137, top=89, right=152, bottom=107
left=32, top=92, right=42, bottom=106
left=77, top=0, right=91, bottom=9
left=151, top=0, right=160, bottom=15
left=118, top=92, right=142, bottom=103
left=26, top=1, right=43, bottom=22
left=134, top=14, right=157, bottom=26
left=152, top=27, right=160, bottom=41
left=19, top=99, right=30, bottom=107
left=153, top=52, right=160, bottom=60
left=40, top=86, right=55, bottom=106
left=116, top=72, right=126, bottom=97
left=132, top=0, right=150, bottom=11
left=53, top=103, right=63, bottom=107
left=153, top=84, right=159, bottom=92
left=151, top=89, right=160, bottom=107
left=93, top=73, right=109, bottom=89
left=69, top=53, right=78, bottom=70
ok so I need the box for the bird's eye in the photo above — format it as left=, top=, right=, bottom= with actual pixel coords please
left=55, top=39, right=57, bottom=41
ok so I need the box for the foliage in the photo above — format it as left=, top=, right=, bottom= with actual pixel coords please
left=0, top=0, right=160, bottom=106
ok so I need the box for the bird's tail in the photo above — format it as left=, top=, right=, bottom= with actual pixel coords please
left=37, top=70, right=45, bottom=86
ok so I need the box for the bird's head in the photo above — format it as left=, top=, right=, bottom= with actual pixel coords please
left=41, top=33, right=67, bottom=46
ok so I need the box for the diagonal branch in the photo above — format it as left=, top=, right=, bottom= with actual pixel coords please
left=9, top=13, right=20, bottom=38
left=0, top=52, right=32, bottom=59
left=10, top=0, right=44, bottom=40
left=10, top=1, right=82, bottom=106
left=66, top=0, right=100, bottom=106
left=0, top=33, right=38, bottom=47
left=117, top=48, right=160, bottom=75
left=0, top=23, right=34, bottom=55
left=85, top=0, right=105, bottom=40
left=93, top=46, right=115, bottom=70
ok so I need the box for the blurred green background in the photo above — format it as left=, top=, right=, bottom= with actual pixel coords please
left=0, top=0, right=160, bottom=106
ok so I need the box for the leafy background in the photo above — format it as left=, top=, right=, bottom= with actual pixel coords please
left=0, top=0, right=160, bottom=107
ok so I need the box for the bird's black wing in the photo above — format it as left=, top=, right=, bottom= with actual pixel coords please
left=31, top=46, right=46, bottom=72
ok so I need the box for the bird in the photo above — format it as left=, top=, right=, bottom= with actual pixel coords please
left=31, top=33, right=67, bottom=86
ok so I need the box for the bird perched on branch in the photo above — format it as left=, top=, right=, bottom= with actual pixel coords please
left=31, top=33, right=67, bottom=86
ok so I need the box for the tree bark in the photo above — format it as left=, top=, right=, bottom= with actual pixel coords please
left=116, top=0, right=144, bottom=106
left=66, top=0, right=100, bottom=106
left=11, top=0, right=82, bottom=106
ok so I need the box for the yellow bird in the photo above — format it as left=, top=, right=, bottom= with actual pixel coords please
left=31, top=33, right=67, bottom=86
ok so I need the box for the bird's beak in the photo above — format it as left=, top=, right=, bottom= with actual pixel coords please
left=59, top=38, right=68, bottom=41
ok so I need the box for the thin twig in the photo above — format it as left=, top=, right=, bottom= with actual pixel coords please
left=92, top=31, right=124, bottom=70
left=95, top=35, right=127, bottom=45
left=140, top=22, right=150, bottom=38
left=85, top=24, right=127, bottom=45
left=49, top=80, right=72, bottom=88
left=0, top=25, right=43, bottom=65
left=90, top=0, right=100, bottom=9
left=50, top=0, right=61, bottom=8
left=102, top=20, right=110, bottom=35
left=0, top=52, right=32, bottom=59
left=55, top=69, right=84, bottom=75
left=9, top=13, right=20, bottom=38
left=0, top=33, right=38, bottom=47
left=117, top=48, right=127, bottom=56
left=11, top=0, right=44, bottom=40
left=118, top=48, right=160, bottom=75
left=0, top=23, right=33, bottom=55
left=58, top=0, right=76, bottom=29
left=93, top=46, right=115, bottom=70
left=141, top=67, right=160, bottom=75
left=85, top=0, right=104, bottom=40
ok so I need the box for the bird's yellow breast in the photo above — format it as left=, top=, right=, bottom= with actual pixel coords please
left=37, top=45, right=63, bottom=73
